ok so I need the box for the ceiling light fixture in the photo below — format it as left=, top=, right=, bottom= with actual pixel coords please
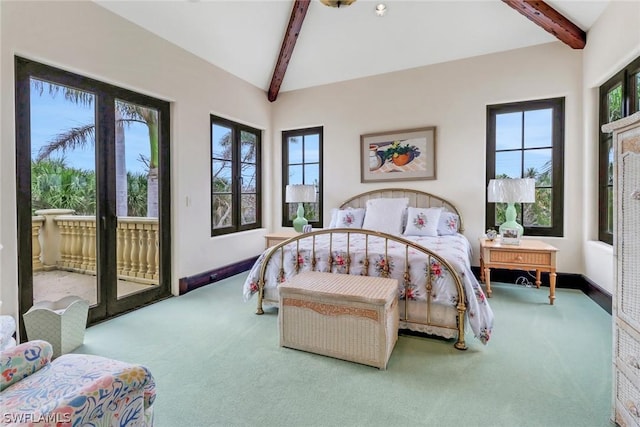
left=375, top=3, right=386, bottom=16
left=320, top=0, right=356, bottom=8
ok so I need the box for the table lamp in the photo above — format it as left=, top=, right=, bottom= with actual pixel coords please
left=487, top=178, right=535, bottom=237
left=285, top=184, right=316, bottom=232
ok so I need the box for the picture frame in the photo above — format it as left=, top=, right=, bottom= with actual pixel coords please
left=360, top=126, right=436, bottom=183
left=500, top=227, right=521, bottom=245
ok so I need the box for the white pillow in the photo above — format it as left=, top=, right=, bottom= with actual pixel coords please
left=330, top=208, right=365, bottom=229
left=403, top=207, right=443, bottom=237
left=437, top=212, right=460, bottom=236
left=328, top=208, right=339, bottom=228
left=362, top=198, right=409, bottom=235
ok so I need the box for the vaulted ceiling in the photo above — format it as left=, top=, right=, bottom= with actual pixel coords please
left=95, top=0, right=609, bottom=100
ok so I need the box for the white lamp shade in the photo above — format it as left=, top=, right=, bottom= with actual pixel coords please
left=487, top=178, right=536, bottom=203
left=285, top=184, right=316, bottom=203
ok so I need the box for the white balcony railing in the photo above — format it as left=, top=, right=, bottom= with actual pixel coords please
left=32, top=210, right=158, bottom=285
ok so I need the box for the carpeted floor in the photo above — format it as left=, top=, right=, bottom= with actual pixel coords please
left=74, top=273, right=613, bottom=427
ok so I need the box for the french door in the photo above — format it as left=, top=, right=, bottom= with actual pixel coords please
left=15, top=57, right=171, bottom=336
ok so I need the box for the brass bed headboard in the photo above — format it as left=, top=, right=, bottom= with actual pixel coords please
left=338, top=188, right=464, bottom=232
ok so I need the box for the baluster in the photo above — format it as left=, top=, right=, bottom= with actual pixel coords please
left=146, top=225, right=157, bottom=280
left=88, top=221, right=96, bottom=274
left=31, top=220, right=44, bottom=271
left=130, top=227, right=140, bottom=276
left=80, top=221, right=90, bottom=271
left=154, top=229, right=159, bottom=280
left=59, top=221, right=69, bottom=268
left=137, top=227, right=148, bottom=278
left=71, top=221, right=82, bottom=269
left=116, top=224, right=124, bottom=277
left=122, top=226, right=132, bottom=276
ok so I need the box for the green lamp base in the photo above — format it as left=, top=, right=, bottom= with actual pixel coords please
left=498, top=202, right=524, bottom=237
left=292, top=202, right=307, bottom=232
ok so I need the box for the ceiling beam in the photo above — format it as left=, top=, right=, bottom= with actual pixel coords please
left=502, top=0, right=586, bottom=49
left=267, top=0, right=310, bottom=102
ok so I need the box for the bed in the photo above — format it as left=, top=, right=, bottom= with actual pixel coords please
left=242, top=188, right=494, bottom=350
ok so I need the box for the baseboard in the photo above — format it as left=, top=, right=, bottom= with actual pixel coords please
left=470, top=266, right=612, bottom=314
left=178, top=256, right=259, bottom=295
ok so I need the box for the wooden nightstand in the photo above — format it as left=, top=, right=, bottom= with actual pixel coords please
left=264, top=231, right=299, bottom=249
left=479, top=238, right=559, bottom=304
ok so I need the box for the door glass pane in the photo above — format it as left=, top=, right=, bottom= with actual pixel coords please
left=30, top=79, right=98, bottom=306
left=115, top=100, right=160, bottom=299
left=496, top=112, right=522, bottom=150
left=608, top=84, right=622, bottom=122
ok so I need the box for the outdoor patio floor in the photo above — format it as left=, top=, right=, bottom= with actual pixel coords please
left=33, top=270, right=154, bottom=305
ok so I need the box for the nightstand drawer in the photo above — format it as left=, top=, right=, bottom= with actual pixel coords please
left=490, top=250, right=551, bottom=266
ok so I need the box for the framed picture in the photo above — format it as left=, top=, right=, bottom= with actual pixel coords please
left=360, top=126, right=436, bottom=183
left=500, top=227, right=521, bottom=245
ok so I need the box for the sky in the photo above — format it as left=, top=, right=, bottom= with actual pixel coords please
left=30, top=79, right=150, bottom=175
left=495, top=108, right=553, bottom=179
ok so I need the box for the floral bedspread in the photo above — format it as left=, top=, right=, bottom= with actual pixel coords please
left=243, top=233, right=494, bottom=344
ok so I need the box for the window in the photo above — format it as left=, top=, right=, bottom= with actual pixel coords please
left=486, top=98, right=565, bottom=237
left=211, top=115, right=261, bottom=236
left=598, top=56, right=640, bottom=245
left=282, top=127, right=323, bottom=228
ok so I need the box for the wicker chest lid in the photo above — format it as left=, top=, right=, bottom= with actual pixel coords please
left=279, top=272, right=398, bottom=305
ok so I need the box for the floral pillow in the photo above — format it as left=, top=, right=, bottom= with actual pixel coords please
left=329, top=208, right=365, bottom=229
left=437, top=212, right=460, bottom=235
left=362, top=198, right=409, bottom=235
left=403, top=207, right=443, bottom=237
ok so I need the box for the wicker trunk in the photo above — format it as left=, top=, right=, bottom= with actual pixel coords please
left=279, top=271, right=398, bottom=370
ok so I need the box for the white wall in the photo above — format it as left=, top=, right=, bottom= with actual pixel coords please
left=272, top=42, right=584, bottom=271
left=582, top=0, right=640, bottom=294
left=0, top=0, right=272, bottom=321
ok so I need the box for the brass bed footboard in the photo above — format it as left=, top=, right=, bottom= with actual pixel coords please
left=255, top=228, right=468, bottom=350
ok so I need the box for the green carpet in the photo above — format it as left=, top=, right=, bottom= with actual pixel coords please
left=74, top=274, right=613, bottom=427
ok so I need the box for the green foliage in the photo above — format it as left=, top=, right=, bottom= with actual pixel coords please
left=127, top=172, right=148, bottom=217
left=493, top=160, right=553, bottom=228
left=31, top=159, right=149, bottom=217
left=31, top=159, right=96, bottom=215
left=608, top=85, right=623, bottom=122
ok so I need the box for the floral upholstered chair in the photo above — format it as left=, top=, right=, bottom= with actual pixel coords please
left=1, top=340, right=156, bottom=426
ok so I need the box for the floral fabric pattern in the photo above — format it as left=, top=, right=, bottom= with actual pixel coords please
left=243, top=233, right=494, bottom=344
left=1, top=342, right=155, bottom=427
left=437, top=212, right=459, bottom=236
left=0, top=340, right=52, bottom=391
left=413, top=213, right=427, bottom=229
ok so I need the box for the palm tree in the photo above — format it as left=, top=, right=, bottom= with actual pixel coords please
left=33, top=79, right=158, bottom=217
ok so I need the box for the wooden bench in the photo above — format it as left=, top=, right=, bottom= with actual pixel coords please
left=278, top=271, right=398, bottom=370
